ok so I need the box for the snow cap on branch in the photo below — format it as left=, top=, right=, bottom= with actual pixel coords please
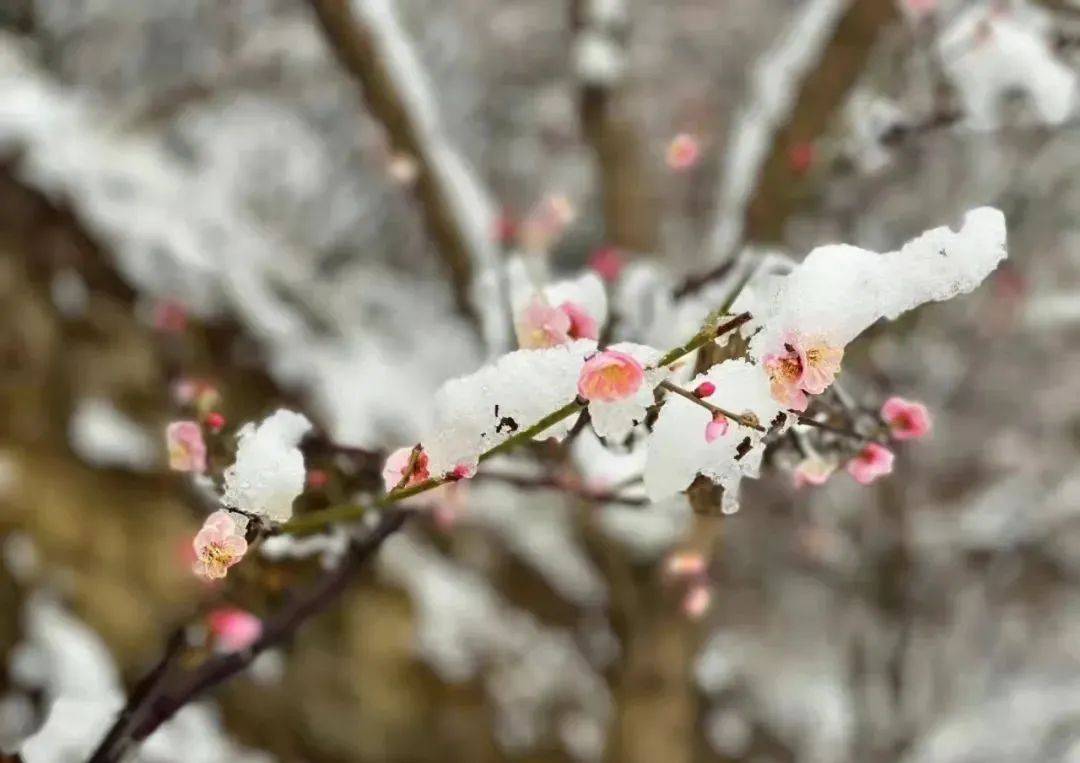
left=737, top=207, right=1007, bottom=408
left=424, top=340, right=597, bottom=475
left=222, top=409, right=312, bottom=521
left=645, top=360, right=783, bottom=503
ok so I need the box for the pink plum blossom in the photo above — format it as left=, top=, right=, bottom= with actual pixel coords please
left=516, top=295, right=572, bottom=349
left=666, top=133, right=701, bottom=171
left=206, top=607, right=262, bottom=652
left=846, top=443, right=895, bottom=485
left=192, top=510, right=248, bottom=581
left=577, top=350, right=645, bottom=403
left=793, top=456, right=836, bottom=488
left=166, top=421, right=207, bottom=473
left=588, top=246, right=624, bottom=282
left=559, top=301, right=600, bottom=341
left=763, top=334, right=844, bottom=411
left=382, top=446, right=431, bottom=492
left=704, top=415, right=729, bottom=443
left=881, top=397, right=932, bottom=440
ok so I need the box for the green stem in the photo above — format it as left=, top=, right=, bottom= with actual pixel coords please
left=281, top=311, right=751, bottom=536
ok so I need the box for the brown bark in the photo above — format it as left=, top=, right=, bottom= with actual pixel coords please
left=743, top=0, right=899, bottom=244
left=571, top=0, right=660, bottom=253
left=306, top=0, right=496, bottom=331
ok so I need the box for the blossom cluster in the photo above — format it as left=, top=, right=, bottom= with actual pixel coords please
left=170, top=208, right=1005, bottom=585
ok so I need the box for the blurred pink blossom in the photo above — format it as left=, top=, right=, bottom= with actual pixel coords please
left=516, top=295, right=572, bottom=349
left=588, top=246, right=624, bottom=282
left=682, top=584, right=712, bottom=619
left=793, top=456, right=836, bottom=488
left=665, top=550, right=707, bottom=578
left=666, top=133, right=701, bottom=171
left=846, top=443, right=895, bottom=485
left=166, top=421, right=207, bottom=473
left=881, top=397, right=932, bottom=440
left=560, top=300, right=599, bottom=341
left=207, top=607, right=262, bottom=652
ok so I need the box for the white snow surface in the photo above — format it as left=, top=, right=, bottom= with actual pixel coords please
left=423, top=340, right=596, bottom=475
left=67, top=398, right=158, bottom=472
left=737, top=207, right=1008, bottom=356
left=940, top=3, right=1078, bottom=130
left=644, top=360, right=783, bottom=503
left=223, top=409, right=312, bottom=521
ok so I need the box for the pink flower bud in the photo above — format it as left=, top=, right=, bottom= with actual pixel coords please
left=577, top=350, right=645, bottom=402
left=704, top=415, right=729, bottom=443
left=205, top=412, right=226, bottom=433
left=880, top=397, right=932, bottom=440
left=206, top=607, right=262, bottom=653
left=846, top=443, right=895, bottom=485
left=693, top=381, right=716, bottom=398
left=166, top=421, right=207, bottom=473
left=588, top=246, right=624, bottom=282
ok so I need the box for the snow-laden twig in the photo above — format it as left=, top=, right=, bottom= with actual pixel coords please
left=307, top=0, right=508, bottom=351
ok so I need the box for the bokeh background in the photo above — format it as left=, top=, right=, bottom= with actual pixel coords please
left=2, top=0, right=1080, bottom=761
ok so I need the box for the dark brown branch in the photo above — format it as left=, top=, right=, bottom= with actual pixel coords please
left=570, top=0, right=659, bottom=252
left=306, top=0, right=498, bottom=331
left=88, top=509, right=409, bottom=762
left=742, top=0, right=899, bottom=244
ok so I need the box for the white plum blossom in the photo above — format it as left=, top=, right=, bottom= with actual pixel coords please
left=222, top=409, right=312, bottom=522
left=645, top=360, right=783, bottom=503
left=586, top=342, right=667, bottom=441
left=424, top=340, right=596, bottom=476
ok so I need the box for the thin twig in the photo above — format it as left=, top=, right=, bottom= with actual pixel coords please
left=283, top=312, right=753, bottom=536
left=658, top=380, right=765, bottom=432
left=90, top=510, right=409, bottom=762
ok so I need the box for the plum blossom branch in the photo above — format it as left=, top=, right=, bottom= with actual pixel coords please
left=281, top=311, right=752, bottom=536
left=87, top=509, right=409, bottom=763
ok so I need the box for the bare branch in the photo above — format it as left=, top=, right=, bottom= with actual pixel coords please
left=307, top=0, right=507, bottom=348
